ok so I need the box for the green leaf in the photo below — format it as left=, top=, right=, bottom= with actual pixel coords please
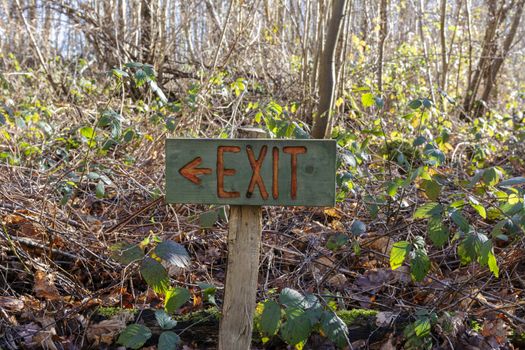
left=487, top=250, right=499, bottom=278
left=482, top=167, right=500, bottom=186
left=158, top=331, right=181, bottom=350
left=117, top=324, right=152, bottom=349
left=95, top=180, right=105, bottom=199
left=154, top=241, right=190, bottom=268
left=155, top=310, right=177, bottom=330
left=498, top=177, right=525, bottom=187
left=410, top=250, right=430, bottom=282
left=165, top=287, right=191, bottom=314
left=350, top=220, right=367, bottom=235
left=79, top=126, right=95, bottom=140
left=470, top=203, right=487, bottom=219
left=199, top=210, right=218, bottom=228
left=140, top=257, right=169, bottom=294
left=111, top=68, right=129, bottom=78
left=457, top=232, right=487, bottom=265
left=422, top=99, right=433, bottom=108
left=197, top=282, right=217, bottom=305
left=414, top=202, right=442, bottom=219
left=259, top=300, right=281, bottom=337
left=408, top=99, right=422, bottom=109
left=449, top=210, right=470, bottom=232
left=110, top=243, right=144, bottom=265
left=428, top=217, right=449, bottom=247
left=279, top=288, right=305, bottom=309
left=390, top=241, right=411, bottom=270
left=467, top=171, right=484, bottom=188
left=134, top=69, right=148, bottom=87
left=414, top=316, right=431, bottom=337
left=361, top=93, right=375, bottom=108
left=280, top=308, right=312, bottom=345
left=375, top=96, right=384, bottom=108
left=326, top=233, right=349, bottom=251
left=165, top=116, right=178, bottom=131
left=320, top=311, right=349, bottom=348
left=421, top=180, right=441, bottom=201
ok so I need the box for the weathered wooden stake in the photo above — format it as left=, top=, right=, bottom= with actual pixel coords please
left=218, top=128, right=265, bottom=350
left=218, top=205, right=262, bottom=350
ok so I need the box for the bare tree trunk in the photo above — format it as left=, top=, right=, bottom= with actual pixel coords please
left=439, top=0, right=448, bottom=91
left=463, top=0, right=510, bottom=117
left=475, top=0, right=525, bottom=116
left=311, top=0, right=348, bottom=139
left=141, top=0, right=152, bottom=62
left=416, top=0, right=436, bottom=102
left=377, top=0, right=388, bottom=93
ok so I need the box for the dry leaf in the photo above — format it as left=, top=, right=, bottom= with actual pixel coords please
left=323, top=208, right=341, bottom=219
left=481, top=318, right=507, bottom=344
left=327, top=273, right=347, bottom=288
left=0, top=296, right=24, bottom=312
left=362, top=235, right=393, bottom=254
left=376, top=312, right=396, bottom=327
left=353, top=268, right=394, bottom=292
left=34, top=270, right=61, bottom=301
left=380, top=334, right=396, bottom=350
left=87, top=316, right=128, bottom=346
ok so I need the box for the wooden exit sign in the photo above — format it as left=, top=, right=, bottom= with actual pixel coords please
left=165, top=139, right=336, bottom=206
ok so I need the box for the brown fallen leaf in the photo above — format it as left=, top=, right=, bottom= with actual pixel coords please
left=87, top=314, right=132, bottom=346
left=380, top=334, right=396, bottom=350
left=34, top=270, right=61, bottom=301
left=0, top=296, right=24, bottom=312
left=481, top=318, right=507, bottom=344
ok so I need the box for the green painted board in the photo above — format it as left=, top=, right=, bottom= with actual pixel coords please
left=165, top=138, right=336, bottom=206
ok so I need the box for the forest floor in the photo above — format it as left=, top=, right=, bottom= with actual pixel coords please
left=1, top=59, right=525, bottom=349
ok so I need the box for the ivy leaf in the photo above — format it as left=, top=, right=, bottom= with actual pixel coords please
left=414, top=202, right=442, bottom=219
left=428, top=217, right=449, bottom=247
left=390, top=241, right=411, bottom=270
left=155, top=241, right=190, bottom=268
left=140, top=257, right=169, bottom=294
left=410, top=249, right=430, bottom=282
left=280, top=308, right=312, bottom=345
left=158, top=331, right=181, bottom=350
left=155, top=310, right=177, bottom=330
left=165, top=287, right=191, bottom=314
left=259, top=300, right=281, bottom=337
left=117, top=324, right=152, bottom=349
left=320, top=311, right=349, bottom=348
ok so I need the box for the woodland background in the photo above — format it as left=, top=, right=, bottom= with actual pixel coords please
left=1, top=0, right=525, bottom=349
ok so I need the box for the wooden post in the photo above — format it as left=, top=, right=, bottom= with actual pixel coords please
left=218, top=128, right=266, bottom=350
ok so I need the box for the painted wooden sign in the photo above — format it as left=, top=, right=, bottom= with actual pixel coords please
left=165, top=139, right=336, bottom=206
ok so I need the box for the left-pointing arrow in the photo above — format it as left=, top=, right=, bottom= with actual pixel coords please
left=179, top=157, right=212, bottom=185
